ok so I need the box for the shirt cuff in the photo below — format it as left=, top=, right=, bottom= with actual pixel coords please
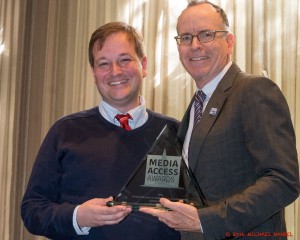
left=73, top=205, right=91, bottom=235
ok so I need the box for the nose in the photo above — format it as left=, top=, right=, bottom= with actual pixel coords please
left=191, top=35, right=202, bottom=49
left=111, top=62, right=122, bottom=75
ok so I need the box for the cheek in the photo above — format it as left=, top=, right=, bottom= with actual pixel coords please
left=93, top=71, right=106, bottom=82
left=179, top=52, right=188, bottom=66
left=127, top=67, right=145, bottom=79
left=214, top=42, right=229, bottom=57
left=178, top=48, right=187, bottom=58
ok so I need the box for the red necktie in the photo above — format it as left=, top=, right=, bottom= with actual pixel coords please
left=115, top=113, right=132, bottom=131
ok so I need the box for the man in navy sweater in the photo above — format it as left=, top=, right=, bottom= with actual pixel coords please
left=21, top=22, right=180, bottom=240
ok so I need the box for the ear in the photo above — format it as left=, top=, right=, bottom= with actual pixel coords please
left=141, top=56, right=147, bottom=78
left=90, top=66, right=97, bottom=83
left=226, top=33, right=235, bottom=55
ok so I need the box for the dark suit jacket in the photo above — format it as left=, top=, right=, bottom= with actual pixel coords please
left=178, top=63, right=299, bottom=240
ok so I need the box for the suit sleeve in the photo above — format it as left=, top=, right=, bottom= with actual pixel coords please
left=199, top=77, right=300, bottom=239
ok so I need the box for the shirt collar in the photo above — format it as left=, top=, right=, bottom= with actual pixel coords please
left=200, top=61, right=232, bottom=99
left=98, top=96, right=148, bottom=129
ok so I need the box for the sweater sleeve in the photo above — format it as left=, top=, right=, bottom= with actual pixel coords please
left=21, top=121, right=78, bottom=239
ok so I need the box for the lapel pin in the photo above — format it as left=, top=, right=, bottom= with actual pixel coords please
left=209, top=108, right=218, bottom=115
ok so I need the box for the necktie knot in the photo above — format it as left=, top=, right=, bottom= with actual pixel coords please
left=115, top=113, right=132, bottom=131
left=193, top=90, right=206, bottom=129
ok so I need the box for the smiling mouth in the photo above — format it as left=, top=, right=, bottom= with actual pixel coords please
left=190, top=56, right=209, bottom=61
left=108, top=79, right=128, bottom=86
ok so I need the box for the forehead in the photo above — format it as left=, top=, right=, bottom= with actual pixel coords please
left=93, top=32, right=134, bottom=54
left=177, top=4, right=223, bottom=33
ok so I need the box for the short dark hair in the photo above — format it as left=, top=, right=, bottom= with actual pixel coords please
left=88, top=22, right=145, bottom=67
left=187, top=0, right=229, bottom=28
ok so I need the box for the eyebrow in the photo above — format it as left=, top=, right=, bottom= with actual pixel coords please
left=178, top=29, right=211, bottom=35
left=95, top=53, right=134, bottom=62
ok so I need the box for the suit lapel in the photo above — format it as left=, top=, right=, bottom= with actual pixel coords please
left=184, top=63, right=242, bottom=170
left=188, top=88, right=227, bottom=170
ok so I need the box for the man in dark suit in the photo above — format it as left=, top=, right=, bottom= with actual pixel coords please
left=140, top=1, right=300, bottom=239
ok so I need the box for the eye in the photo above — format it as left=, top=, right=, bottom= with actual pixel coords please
left=181, top=35, right=192, bottom=42
left=119, top=57, right=132, bottom=66
left=200, top=31, right=214, bottom=38
left=96, top=61, right=110, bottom=69
left=120, top=58, right=131, bottom=63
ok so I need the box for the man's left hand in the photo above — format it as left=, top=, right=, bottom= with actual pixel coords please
left=139, top=198, right=201, bottom=232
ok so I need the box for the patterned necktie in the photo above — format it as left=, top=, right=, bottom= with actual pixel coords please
left=115, top=113, right=132, bottom=131
left=193, top=90, right=206, bottom=129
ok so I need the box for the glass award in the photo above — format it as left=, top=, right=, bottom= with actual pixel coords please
left=107, top=124, right=207, bottom=210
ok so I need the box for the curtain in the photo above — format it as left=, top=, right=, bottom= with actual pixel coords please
left=0, top=0, right=299, bottom=239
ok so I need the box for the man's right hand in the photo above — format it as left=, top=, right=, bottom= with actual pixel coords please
left=77, top=197, right=132, bottom=228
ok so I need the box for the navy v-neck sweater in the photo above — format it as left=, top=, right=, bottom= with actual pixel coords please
left=21, top=107, right=180, bottom=240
